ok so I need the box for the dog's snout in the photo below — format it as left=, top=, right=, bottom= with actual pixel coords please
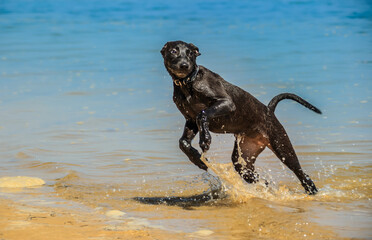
left=180, top=62, right=189, bottom=69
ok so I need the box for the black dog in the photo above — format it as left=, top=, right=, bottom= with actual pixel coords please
left=161, top=41, right=321, bottom=195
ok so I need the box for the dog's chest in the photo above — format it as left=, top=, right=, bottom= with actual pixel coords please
left=173, top=86, right=207, bottom=119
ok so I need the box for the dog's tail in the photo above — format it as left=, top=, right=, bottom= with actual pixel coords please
left=268, top=93, right=322, bottom=114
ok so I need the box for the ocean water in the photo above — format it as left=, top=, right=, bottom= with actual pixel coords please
left=0, top=0, right=371, bottom=239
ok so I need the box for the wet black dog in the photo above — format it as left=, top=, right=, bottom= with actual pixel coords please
left=161, top=41, right=321, bottom=195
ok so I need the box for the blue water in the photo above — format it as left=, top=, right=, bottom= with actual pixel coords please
left=1, top=0, right=371, bottom=139
left=0, top=0, right=371, bottom=238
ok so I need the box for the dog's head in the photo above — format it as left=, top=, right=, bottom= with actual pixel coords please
left=161, top=41, right=201, bottom=79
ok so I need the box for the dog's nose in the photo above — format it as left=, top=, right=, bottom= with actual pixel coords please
left=180, top=62, right=189, bottom=69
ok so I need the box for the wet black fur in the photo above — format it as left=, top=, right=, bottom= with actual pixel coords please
left=161, top=41, right=321, bottom=195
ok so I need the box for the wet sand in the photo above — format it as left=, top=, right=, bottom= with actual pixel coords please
left=2, top=158, right=370, bottom=240
left=0, top=193, right=336, bottom=240
left=0, top=197, right=187, bottom=240
left=1, top=183, right=361, bottom=240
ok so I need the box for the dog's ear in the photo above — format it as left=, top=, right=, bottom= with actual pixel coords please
left=188, top=43, right=201, bottom=57
left=160, top=43, right=168, bottom=56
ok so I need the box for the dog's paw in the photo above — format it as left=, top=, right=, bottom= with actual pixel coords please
left=199, top=131, right=211, bottom=152
left=302, top=179, right=318, bottom=195
left=197, top=161, right=208, bottom=171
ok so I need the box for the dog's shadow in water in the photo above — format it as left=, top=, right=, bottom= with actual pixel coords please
left=133, top=187, right=227, bottom=210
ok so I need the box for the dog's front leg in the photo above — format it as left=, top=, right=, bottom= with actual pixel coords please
left=179, top=120, right=208, bottom=171
left=197, top=99, right=236, bottom=152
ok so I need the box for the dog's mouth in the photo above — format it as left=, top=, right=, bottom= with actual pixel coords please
left=167, top=67, right=190, bottom=78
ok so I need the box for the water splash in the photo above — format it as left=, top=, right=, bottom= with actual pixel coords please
left=200, top=153, right=279, bottom=202
left=200, top=153, right=371, bottom=203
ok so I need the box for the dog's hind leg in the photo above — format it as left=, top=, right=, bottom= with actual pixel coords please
left=231, top=134, right=267, bottom=183
left=267, top=118, right=318, bottom=195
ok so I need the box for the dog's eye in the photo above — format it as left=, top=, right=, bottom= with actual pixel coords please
left=170, top=49, right=178, bottom=54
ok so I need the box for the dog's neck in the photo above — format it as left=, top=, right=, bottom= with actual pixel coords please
left=172, top=65, right=199, bottom=87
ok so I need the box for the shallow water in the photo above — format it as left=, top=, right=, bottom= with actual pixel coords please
left=0, top=0, right=371, bottom=239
